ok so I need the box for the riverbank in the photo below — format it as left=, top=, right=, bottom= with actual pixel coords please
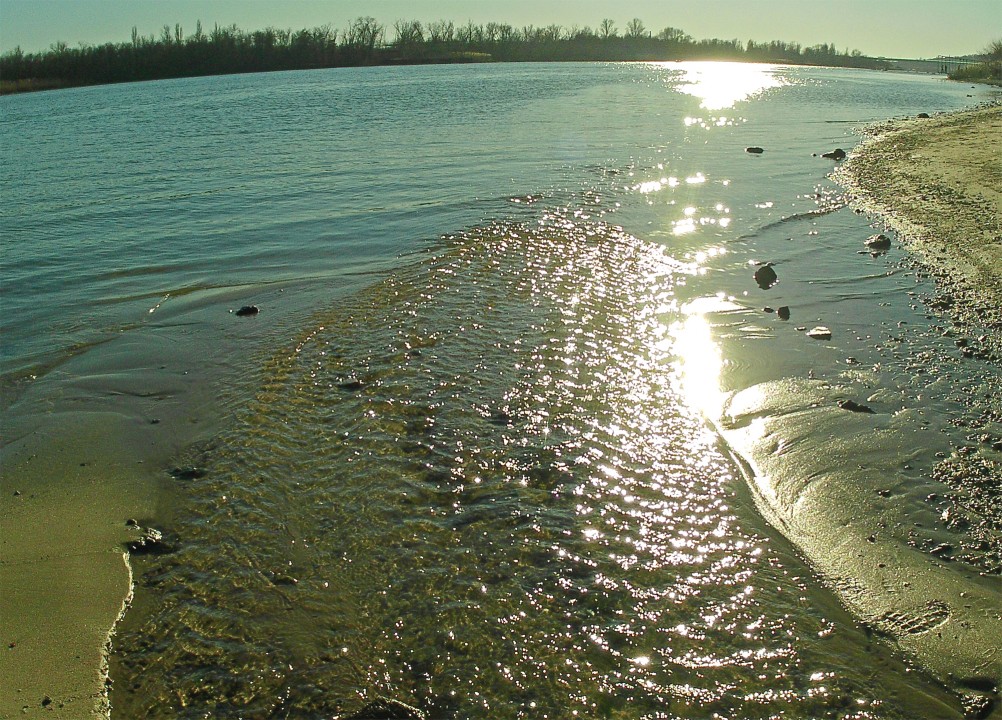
left=835, top=103, right=1002, bottom=709
left=0, top=301, right=250, bottom=718
left=837, top=104, right=1002, bottom=354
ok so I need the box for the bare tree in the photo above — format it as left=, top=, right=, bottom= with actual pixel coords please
left=626, top=18, right=646, bottom=39
left=657, top=26, right=692, bottom=44
left=599, top=18, right=617, bottom=39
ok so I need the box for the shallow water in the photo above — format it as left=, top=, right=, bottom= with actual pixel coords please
left=1, top=63, right=998, bottom=717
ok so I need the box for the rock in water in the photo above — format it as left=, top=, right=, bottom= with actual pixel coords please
left=865, top=234, right=892, bottom=252
left=235, top=305, right=260, bottom=316
left=745, top=146, right=764, bottom=154
left=807, top=326, right=832, bottom=340
left=822, top=148, right=847, bottom=161
left=777, top=306, right=791, bottom=320
left=753, top=263, right=778, bottom=289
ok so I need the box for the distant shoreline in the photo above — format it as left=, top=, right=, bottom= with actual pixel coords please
left=1, top=18, right=886, bottom=96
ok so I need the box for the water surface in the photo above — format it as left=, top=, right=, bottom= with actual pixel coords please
left=1, top=63, right=996, bottom=718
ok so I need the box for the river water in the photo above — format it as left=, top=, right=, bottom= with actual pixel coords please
left=1, top=63, right=997, bottom=718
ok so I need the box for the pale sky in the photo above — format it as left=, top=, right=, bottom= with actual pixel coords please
left=1, top=0, right=998, bottom=59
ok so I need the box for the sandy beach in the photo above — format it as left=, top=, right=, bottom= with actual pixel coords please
left=838, top=104, right=1002, bottom=356
left=0, top=322, right=231, bottom=718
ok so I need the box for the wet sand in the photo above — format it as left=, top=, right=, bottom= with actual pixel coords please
left=832, top=103, right=1002, bottom=703
left=0, top=313, right=241, bottom=718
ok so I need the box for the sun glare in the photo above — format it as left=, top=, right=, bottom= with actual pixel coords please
left=671, top=62, right=788, bottom=110
left=671, top=297, right=736, bottom=418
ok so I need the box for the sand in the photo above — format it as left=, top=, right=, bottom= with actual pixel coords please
left=0, top=327, right=227, bottom=718
left=837, top=104, right=1002, bottom=355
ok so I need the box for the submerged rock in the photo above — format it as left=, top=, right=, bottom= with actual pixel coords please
left=171, top=466, right=207, bottom=481
left=745, top=146, right=764, bottom=154
left=126, top=526, right=175, bottom=556
left=753, top=263, right=778, bottom=289
left=822, top=148, right=847, bottom=161
left=235, top=305, right=260, bottom=317
left=806, top=326, right=832, bottom=340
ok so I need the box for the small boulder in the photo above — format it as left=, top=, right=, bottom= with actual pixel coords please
left=753, top=263, right=778, bottom=289
left=745, top=146, right=764, bottom=154
left=235, top=305, right=260, bottom=317
left=126, top=527, right=175, bottom=556
left=838, top=399, right=875, bottom=414
left=777, top=306, right=791, bottom=320
left=865, top=234, right=892, bottom=252
left=807, top=326, right=832, bottom=340
left=821, top=148, right=847, bottom=161
left=917, top=112, right=930, bottom=119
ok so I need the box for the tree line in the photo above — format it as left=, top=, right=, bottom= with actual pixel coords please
left=0, top=16, right=885, bottom=93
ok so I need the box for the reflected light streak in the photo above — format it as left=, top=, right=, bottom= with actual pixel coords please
left=675, top=61, right=787, bottom=111
left=672, top=306, right=727, bottom=419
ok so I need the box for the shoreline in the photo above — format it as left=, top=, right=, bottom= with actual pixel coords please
left=836, top=103, right=1002, bottom=359
left=835, top=104, right=1002, bottom=697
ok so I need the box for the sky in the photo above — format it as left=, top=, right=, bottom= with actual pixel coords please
left=1, top=0, right=998, bottom=59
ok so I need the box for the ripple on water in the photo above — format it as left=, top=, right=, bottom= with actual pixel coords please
left=112, top=216, right=950, bottom=718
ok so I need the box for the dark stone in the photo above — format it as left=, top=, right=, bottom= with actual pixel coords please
left=235, top=305, right=260, bottom=317
left=488, top=410, right=512, bottom=426
left=344, top=699, right=426, bottom=720
left=171, top=466, right=207, bottom=480
left=126, top=527, right=175, bottom=556
left=917, top=112, right=931, bottom=119
left=753, top=263, right=778, bottom=289
left=865, top=234, right=892, bottom=252
left=41, top=696, right=52, bottom=708
left=763, top=306, right=775, bottom=313
left=821, top=148, right=847, bottom=161
left=838, top=399, right=875, bottom=414
left=338, top=380, right=364, bottom=391
left=777, top=306, right=791, bottom=320
left=745, top=146, right=764, bottom=154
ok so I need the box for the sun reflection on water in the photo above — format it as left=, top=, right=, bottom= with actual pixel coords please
left=672, top=296, right=738, bottom=419
left=657, top=61, right=789, bottom=111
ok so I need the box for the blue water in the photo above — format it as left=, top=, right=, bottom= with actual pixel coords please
left=1, top=63, right=995, bottom=718
left=0, top=64, right=981, bottom=379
